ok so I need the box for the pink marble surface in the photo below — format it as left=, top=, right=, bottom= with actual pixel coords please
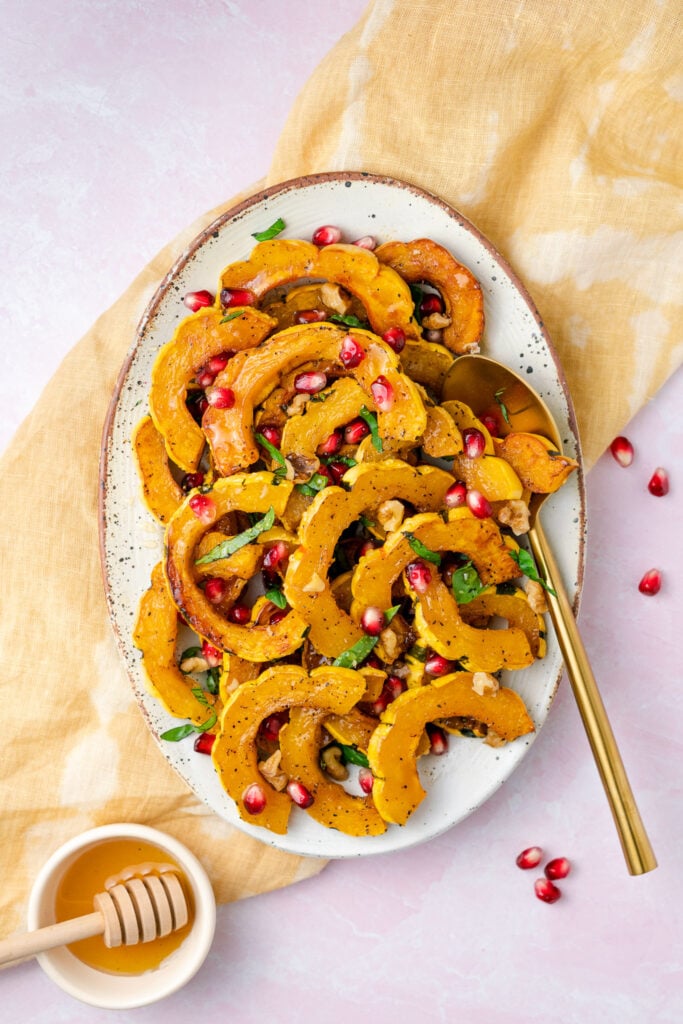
left=1, top=2, right=681, bottom=1021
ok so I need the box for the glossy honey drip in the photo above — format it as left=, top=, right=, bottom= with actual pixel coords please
left=54, top=838, right=194, bottom=974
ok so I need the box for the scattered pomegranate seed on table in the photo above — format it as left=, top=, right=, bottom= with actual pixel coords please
left=381, top=326, right=406, bottom=353
left=647, top=467, right=669, bottom=496
left=294, top=370, right=327, bottom=394
left=609, top=435, right=634, bottom=467
left=466, top=489, right=493, bottom=519
left=339, top=335, right=365, bottom=368
left=243, top=783, right=267, bottom=815
left=183, top=289, right=214, bottom=312
left=206, top=386, right=235, bottom=409
left=204, top=578, right=228, bottom=604
left=188, top=493, right=216, bottom=523
left=371, top=375, right=394, bottom=411
left=193, top=733, right=216, bottom=755
left=287, top=780, right=314, bottom=808
left=444, top=481, right=468, bottom=508
left=360, top=606, right=386, bottom=636
left=638, top=568, right=662, bottom=595
left=516, top=846, right=543, bottom=870
left=312, top=225, right=342, bottom=246
left=545, top=857, right=571, bottom=880
left=463, top=427, right=486, bottom=459
left=534, top=877, right=562, bottom=904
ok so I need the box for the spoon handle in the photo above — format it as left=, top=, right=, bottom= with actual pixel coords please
left=528, top=517, right=657, bottom=875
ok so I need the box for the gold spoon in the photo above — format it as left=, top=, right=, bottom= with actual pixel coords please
left=443, top=354, right=657, bottom=876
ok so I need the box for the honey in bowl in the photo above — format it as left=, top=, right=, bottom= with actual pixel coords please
left=54, top=838, right=194, bottom=974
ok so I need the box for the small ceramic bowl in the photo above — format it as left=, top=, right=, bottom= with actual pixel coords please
left=27, top=823, right=216, bottom=1009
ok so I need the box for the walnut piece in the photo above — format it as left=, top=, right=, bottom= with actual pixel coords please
left=422, top=312, right=452, bottom=330
left=285, top=392, right=311, bottom=417
left=180, top=656, right=210, bottom=674
left=484, top=729, right=506, bottom=748
left=320, top=745, right=349, bottom=781
left=472, top=671, right=499, bottom=696
left=376, top=499, right=405, bottom=533
left=497, top=499, right=530, bottom=536
left=319, top=282, right=351, bottom=315
left=525, top=579, right=549, bottom=614
left=302, top=571, right=326, bottom=594
left=379, top=627, right=399, bottom=660
left=258, top=749, right=289, bottom=791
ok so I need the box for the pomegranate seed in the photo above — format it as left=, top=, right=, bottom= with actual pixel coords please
left=466, top=489, right=493, bottom=519
left=287, top=780, right=314, bottom=808
left=425, top=653, right=452, bottom=676
left=444, top=481, right=467, bottom=508
left=188, top=493, right=216, bottom=524
left=359, top=539, right=377, bottom=557
left=220, top=287, right=255, bottom=308
left=195, top=396, right=209, bottom=417
left=381, top=326, right=406, bottom=353
left=638, top=568, right=662, bottom=595
left=263, top=541, right=289, bottom=574
left=294, top=309, right=327, bottom=324
left=312, top=225, right=342, bottom=246
left=420, top=293, right=443, bottom=315
left=516, top=846, right=544, bottom=870
left=339, top=334, right=365, bottom=368
left=480, top=414, right=499, bottom=435
left=181, top=471, right=205, bottom=493
left=259, top=424, right=282, bottom=448
left=344, top=418, right=371, bottom=444
left=609, top=436, right=634, bottom=467
left=196, top=369, right=216, bottom=389
left=353, top=235, right=376, bottom=250
left=463, top=427, right=486, bottom=458
left=243, top=783, right=267, bottom=815
left=207, top=352, right=231, bottom=374
left=327, top=461, right=348, bottom=484
left=318, top=429, right=343, bottom=456
left=270, top=609, right=288, bottom=625
left=426, top=724, right=449, bottom=755
left=534, top=877, right=562, bottom=904
left=406, top=560, right=432, bottom=594
left=648, top=467, right=669, bottom=496
left=204, top=578, right=228, bottom=604
left=370, top=691, right=390, bottom=716
left=358, top=767, right=374, bottom=793
left=201, top=640, right=222, bottom=668
left=184, top=289, right=214, bottom=312
left=206, top=386, right=235, bottom=409
left=371, top=375, right=394, bottom=411
left=385, top=675, right=405, bottom=700
left=294, top=370, right=327, bottom=394
left=366, top=654, right=382, bottom=670
left=227, top=602, right=251, bottom=623
left=193, top=732, right=216, bottom=755
left=360, top=606, right=386, bottom=636
left=545, top=857, right=571, bottom=880
left=261, top=713, right=287, bottom=743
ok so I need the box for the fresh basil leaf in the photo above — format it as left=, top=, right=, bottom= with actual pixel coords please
left=494, top=387, right=511, bottom=424
left=195, top=506, right=276, bottom=565
left=321, top=454, right=356, bottom=468
left=339, top=744, right=370, bottom=768
left=404, top=532, right=442, bottom=565
left=309, top=391, right=329, bottom=403
left=451, top=560, right=488, bottom=604
left=206, top=666, right=220, bottom=695
left=255, top=432, right=287, bottom=473
left=329, top=313, right=367, bottom=329
left=195, top=712, right=217, bottom=733
left=408, top=643, right=428, bottom=662
left=508, top=548, right=557, bottom=597
left=251, top=217, right=285, bottom=242
left=265, top=587, right=287, bottom=609
left=409, top=283, right=425, bottom=324
left=220, top=310, right=243, bottom=324
left=359, top=405, right=382, bottom=452
left=160, top=724, right=196, bottom=742
left=191, top=686, right=209, bottom=706
left=332, top=634, right=379, bottom=669
left=385, top=605, right=401, bottom=623
left=295, top=473, right=329, bottom=497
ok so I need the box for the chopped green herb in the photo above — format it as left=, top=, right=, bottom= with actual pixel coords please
left=206, top=667, right=220, bottom=695
left=179, top=646, right=202, bottom=672
left=295, top=473, right=330, bottom=497
left=359, top=405, right=382, bottom=452
left=309, top=391, right=329, bottom=403
left=321, top=454, right=357, bottom=468
left=160, top=724, right=196, bottom=742
left=195, top=712, right=217, bottom=732
left=195, top=506, right=276, bottom=565
left=255, top=432, right=287, bottom=475
left=495, top=580, right=518, bottom=596
left=330, top=313, right=367, bottom=329
left=404, top=532, right=442, bottom=565
left=339, top=744, right=370, bottom=768
left=409, top=283, right=425, bottom=323
left=191, top=686, right=209, bottom=706
left=451, top=560, right=488, bottom=604
left=407, top=644, right=428, bottom=662
left=494, top=387, right=511, bottom=424
left=265, top=587, right=287, bottom=609
left=219, top=310, right=243, bottom=325
left=509, top=548, right=557, bottom=597
left=251, top=217, right=285, bottom=242
left=359, top=514, right=375, bottom=528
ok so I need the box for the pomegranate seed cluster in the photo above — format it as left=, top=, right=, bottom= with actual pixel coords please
left=132, top=226, right=580, bottom=839
left=516, top=846, right=573, bottom=904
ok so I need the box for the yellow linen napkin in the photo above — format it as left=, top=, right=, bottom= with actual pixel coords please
left=1, top=0, right=681, bottom=936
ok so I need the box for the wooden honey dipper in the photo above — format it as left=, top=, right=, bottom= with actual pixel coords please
left=0, top=863, right=188, bottom=968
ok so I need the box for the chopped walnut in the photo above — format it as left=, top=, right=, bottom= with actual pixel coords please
left=472, top=671, right=499, bottom=696
left=258, top=749, right=289, bottom=791
left=497, top=499, right=530, bottom=536
left=379, top=627, right=399, bottom=660
left=319, top=282, right=351, bottom=315
left=484, top=730, right=506, bottom=748
left=320, top=745, right=349, bottom=781
left=302, top=571, right=326, bottom=594
left=285, top=393, right=311, bottom=417
left=525, top=579, right=549, bottom=614
left=180, top=656, right=210, bottom=674
left=376, top=499, right=405, bottom=533
left=286, top=452, right=320, bottom=482
left=422, top=312, right=452, bottom=330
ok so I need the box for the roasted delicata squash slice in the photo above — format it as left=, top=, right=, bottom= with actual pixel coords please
left=280, top=377, right=367, bottom=463
left=375, top=238, right=484, bottom=354
left=164, top=473, right=308, bottom=661
left=212, top=665, right=367, bottom=834
left=218, top=653, right=261, bottom=703
left=459, top=588, right=547, bottom=659
left=399, top=339, right=455, bottom=397
left=203, top=322, right=427, bottom=476
left=284, top=460, right=455, bottom=658
left=367, top=673, right=534, bottom=824
left=133, top=562, right=220, bottom=728
left=149, top=305, right=276, bottom=472
left=132, top=415, right=184, bottom=524
left=493, top=432, right=579, bottom=493
left=279, top=708, right=386, bottom=836
left=219, top=239, right=420, bottom=340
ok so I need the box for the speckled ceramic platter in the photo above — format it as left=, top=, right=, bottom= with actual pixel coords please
left=100, top=171, right=585, bottom=858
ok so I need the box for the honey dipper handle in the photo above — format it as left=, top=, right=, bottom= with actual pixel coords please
left=0, top=911, right=104, bottom=967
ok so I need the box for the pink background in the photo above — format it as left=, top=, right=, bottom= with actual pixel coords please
left=1, top=2, right=681, bottom=1021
